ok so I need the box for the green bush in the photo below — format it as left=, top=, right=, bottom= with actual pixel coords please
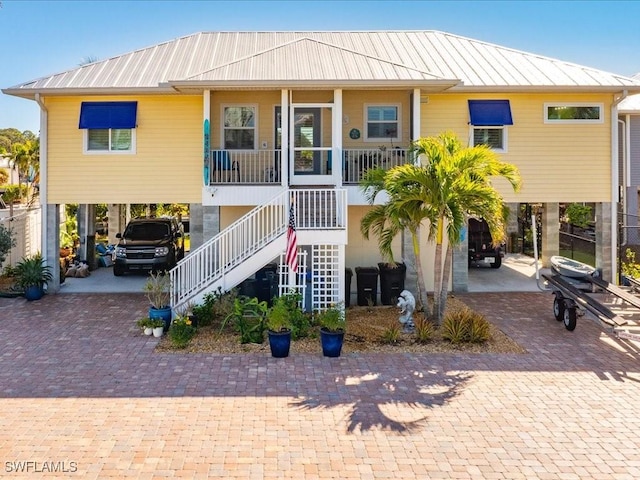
left=273, top=290, right=309, bottom=339
left=0, top=224, right=16, bottom=266
left=169, top=316, right=196, bottom=348
left=2, top=184, right=27, bottom=204
left=414, top=317, right=435, bottom=344
left=442, top=308, right=490, bottom=344
left=192, top=287, right=237, bottom=328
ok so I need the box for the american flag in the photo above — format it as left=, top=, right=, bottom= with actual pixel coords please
left=286, top=202, right=298, bottom=273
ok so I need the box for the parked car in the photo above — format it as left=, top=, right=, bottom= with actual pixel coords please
left=113, top=217, right=185, bottom=276
left=468, top=217, right=503, bottom=269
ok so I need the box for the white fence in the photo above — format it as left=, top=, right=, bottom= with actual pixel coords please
left=0, top=206, right=41, bottom=269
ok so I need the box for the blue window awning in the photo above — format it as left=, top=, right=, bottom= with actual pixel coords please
left=468, top=100, right=513, bottom=126
left=79, top=101, right=137, bottom=129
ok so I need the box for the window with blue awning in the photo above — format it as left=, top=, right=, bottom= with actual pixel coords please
left=79, top=101, right=138, bottom=129
left=468, top=100, right=513, bottom=126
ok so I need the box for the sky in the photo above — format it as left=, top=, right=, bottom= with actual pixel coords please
left=1, top=0, right=639, bottom=134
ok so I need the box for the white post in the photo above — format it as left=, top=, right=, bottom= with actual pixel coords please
left=412, top=88, right=421, bottom=143
left=281, top=89, right=289, bottom=187
left=333, top=89, right=343, bottom=187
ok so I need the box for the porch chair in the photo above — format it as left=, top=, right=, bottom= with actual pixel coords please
left=212, top=150, right=240, bottom=183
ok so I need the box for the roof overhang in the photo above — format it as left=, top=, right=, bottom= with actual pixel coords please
left=1, top=86, right=180, bottom=100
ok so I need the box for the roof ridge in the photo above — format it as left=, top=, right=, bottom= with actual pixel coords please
left=184, top=35, right=445, bottom=81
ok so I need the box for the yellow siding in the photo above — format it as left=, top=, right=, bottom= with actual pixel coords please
left=422, top=93, right=614, bottom=202
left=342, top=90, right=412, bottom=148
left=346, top=206, right=402, bottom=271
left=46, top=95, right=202, bottom=204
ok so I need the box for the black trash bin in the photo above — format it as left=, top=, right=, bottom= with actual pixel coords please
left=345, top=268, right=353, bottom=308
left=378, top=262, right=406, bottom=305
left=239, top=278, right=257, bottom=298
left=256, top=267, right=278, bottom=306
left=355, top=266, right=379, bottom=306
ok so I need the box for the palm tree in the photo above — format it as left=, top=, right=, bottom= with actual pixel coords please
left=360, top=132, right=521, bottom=324
left=11, top=138, right=39, bottom=203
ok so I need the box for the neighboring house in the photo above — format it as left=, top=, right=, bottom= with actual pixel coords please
left=4, top=30, right=640, bottom=310
left=618, top=74, right=640, bottom=247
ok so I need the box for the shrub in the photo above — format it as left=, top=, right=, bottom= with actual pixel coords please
left=414, top=317, right=435, bottom=343
left=315, top=302, right=345, bottom=333
left=0, top=224, right=16, bottom=266
left=274, top=290, right=310, bottom=339
left=380, top=319, right=401, bottom=344
left=622, top=248, right=640, bottom=280
left=442, top=308, right=491, bottom=344
left=192, top=287, right=237, bottom=328
left=169, top=316, right=196, bottom=348
left=2, top=184, right=27, bottom=204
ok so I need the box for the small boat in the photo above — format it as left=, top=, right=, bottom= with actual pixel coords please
left=550, top=255, right=596, bottom=279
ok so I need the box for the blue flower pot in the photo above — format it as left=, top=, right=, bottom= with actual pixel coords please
left=24, top=285, right=44, bottom=301
left=320, top=328, right=344, bottom=357
left=268, top=329, right=291, bottom=358
left=149, top=306, right=172, bottom=332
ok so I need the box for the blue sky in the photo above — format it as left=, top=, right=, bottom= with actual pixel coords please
left=1, top=0, right=639, bottom=134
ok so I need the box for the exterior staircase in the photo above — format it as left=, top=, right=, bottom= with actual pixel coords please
left=170, top=188, right=347, bottom=313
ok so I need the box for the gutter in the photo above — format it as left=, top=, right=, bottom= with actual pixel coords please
left=611, top=90, right=628, bottom=283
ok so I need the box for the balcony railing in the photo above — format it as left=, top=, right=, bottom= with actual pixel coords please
left=207, top=147, right=411, bottom=185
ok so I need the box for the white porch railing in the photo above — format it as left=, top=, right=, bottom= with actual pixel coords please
left=207, top=148, right=411, bottom=186
left=343, top=147, right=411, bottom=184
left=170, top=188, right=347, bottom=310
left=208, top=149, right=281, bottom=185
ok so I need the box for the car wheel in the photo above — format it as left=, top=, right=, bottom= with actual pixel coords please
left=490, top=255, right=502, bottom=269
left=113, top=265, right=124, bottom=277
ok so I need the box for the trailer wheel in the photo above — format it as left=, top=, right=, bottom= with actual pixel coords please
left=563, top=307, right=577, bottom=331
left=553, top=296, right=565, bottom=321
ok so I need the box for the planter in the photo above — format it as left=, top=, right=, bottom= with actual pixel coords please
left=24, top=285, right=45, bottom=301
left=152, top=326, right=164, bottom=337
left=149, top=306, right=172, bottom=333
left=268, top=329, right=291, bottom=358
left=320, top=327, right=345, bottom=357
left=144, top=327, right=153, bottom=336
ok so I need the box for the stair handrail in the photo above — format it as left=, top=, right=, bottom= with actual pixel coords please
left=170, top=189, right=291, bottom=307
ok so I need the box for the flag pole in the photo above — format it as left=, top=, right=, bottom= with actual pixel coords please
left=286, top=194, right=297, bottom=290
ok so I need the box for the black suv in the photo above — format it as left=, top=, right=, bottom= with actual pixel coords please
left=113, top=217, right=185, bottom=276
left=468, top=217, right=503, bottom=269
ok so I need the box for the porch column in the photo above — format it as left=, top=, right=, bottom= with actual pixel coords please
left=281, top=89, right=289, bottom=187
left=506, top=203, right=519, bottom=253
left=77, top=204, right=88, bottom=263
left=452, top=230, right=469, bottom=293
left=412, top=88, right=421, bottom=143
left=107, top=204, right=125, bottom=245
left=203, top=89, right=210, bottom=187
left=45, top=203, right=61, bottom=293
left=541, top=203, right=559, bottom=268
left=189, top=203, right=204, bottom=250
left=333, top=88, right=343, bottom=187
left=596, top=202, right=613, bottom=281
left=202, top=205, right=221, bottom=240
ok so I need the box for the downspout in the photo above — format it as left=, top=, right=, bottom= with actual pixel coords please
left=35, top=93, right=48, bottom=261
left=612, top=90, right=628, bottom=283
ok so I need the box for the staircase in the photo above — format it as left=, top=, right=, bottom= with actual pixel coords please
left=170, top=188, right=347, bottom=312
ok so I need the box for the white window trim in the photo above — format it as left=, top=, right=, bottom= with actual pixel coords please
left=82, top=129, right=136, bottom=155
left=469, top=126, right=508, bottom=153
left=544, top=102, right=604, bottom=124
left=221, top=104, right=258, bottom=150
left=363, top=103, right=401, bottom=143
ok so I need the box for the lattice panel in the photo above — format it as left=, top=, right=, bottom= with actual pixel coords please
left=277, top=250, right=307, bottom=307
left=311, top=244, right=340, bottom=311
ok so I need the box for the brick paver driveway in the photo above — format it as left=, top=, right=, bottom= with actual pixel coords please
left=1, top=291, right=640, bottom=479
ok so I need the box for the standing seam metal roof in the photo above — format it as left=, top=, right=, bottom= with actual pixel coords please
left=4, top=30, right=640, bottom=94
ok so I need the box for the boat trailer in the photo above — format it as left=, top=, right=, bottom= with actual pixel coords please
left=539, top=259, right=640, bottom=341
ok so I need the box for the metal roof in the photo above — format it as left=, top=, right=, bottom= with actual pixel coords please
left=618, top=74, right=640, bottom=113
left=5, top=30, right=640, bottom=98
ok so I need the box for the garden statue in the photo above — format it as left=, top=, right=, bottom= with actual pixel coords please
left=397, top=289, right=415, bottom=331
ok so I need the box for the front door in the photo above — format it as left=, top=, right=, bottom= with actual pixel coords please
left=276, top=105, right=334, bottom=186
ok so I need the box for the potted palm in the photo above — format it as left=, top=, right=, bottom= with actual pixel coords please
left=266, top=294, right=295, bottom=358
left=143, top=271, right=171, bottom=332
left=317, top=303, right=346, bottom=357
left=15, top=253, right=53, bottom=301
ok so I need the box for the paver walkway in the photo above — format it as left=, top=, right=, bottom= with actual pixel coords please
left=1, top=292, right=640, bottom=479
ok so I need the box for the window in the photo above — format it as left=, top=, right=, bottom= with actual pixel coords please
left=79, top=101, right=137, bottom=154
left=544, top=103, right=603, bottom=123
left=472, top=127, right=506, bottom=151
left=365, top=105, right=400, bottom=142
left=468, top=100, right=513, bottom=152
left=86, top=129, right=134, bottom=152
left=223, top=106, right=256, bottom=149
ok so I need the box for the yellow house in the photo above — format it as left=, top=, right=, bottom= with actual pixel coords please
left=4, top=31, right=640, bottom=311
